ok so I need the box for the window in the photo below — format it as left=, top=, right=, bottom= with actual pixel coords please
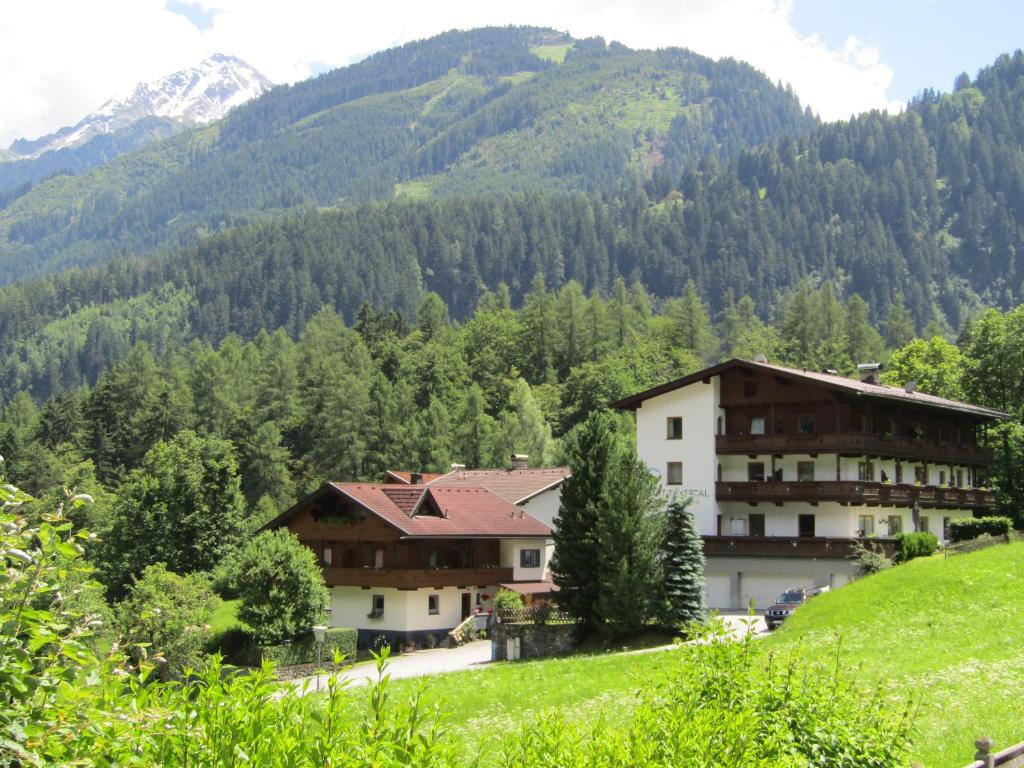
left=428, top=594, right=440, bottom=615
left=914, top=465, right=927, bottom=484
left=369, top=594, right=384, bottom=618
left=666, top=462, right=683, bottom=485
left=798, top=514, right=816, bottom=538
left=943, top=517, right=952, bottom=540
left=750, top=416, right=766, bottom=435
left=956, top=469, right=963, bottom=487
left=888, top=515, right=903, bottom=535
left=919, top=516, right=930, bottom=534
left=747, top=462, right=765, bottom=482
left=749, top=513, right=766, bottom=537
left=520, top=549, right=541, bottom=568
left=744, top=380, right=757, bottom=397
left=717, top=416, right=723, bottom=435
left=666, top=417, right=683, bottom=440
left=797, top=461, right=815, bottom=482
left=895, top=463, right=903, bottom=483
left=322, top=545, right=333, bottom=566
left=798, top=414, right=815, bottom=435
left=939, top=470, right=946, bottom=486
left=858, top=515, right=875, bottom=536
left=730, top=517, right=747, bottom=535
left=374, top=548, right=384, bottom=569
left=858, top=461, right=875, bottom=481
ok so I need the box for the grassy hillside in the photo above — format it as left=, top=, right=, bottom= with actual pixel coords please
left=0, top=26, right=813, bottom=282
left=765, top=542, right=1024, bottom=766
left=363, top=544, right=1024, bottom=766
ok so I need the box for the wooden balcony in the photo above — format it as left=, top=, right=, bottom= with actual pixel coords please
left=716, top=481, right=995, bottom=509
left=321, top=566, right=513, bottom=589
left=715, top=433, right=992, bottom=465
left=703, top=535, right=898, bottom=559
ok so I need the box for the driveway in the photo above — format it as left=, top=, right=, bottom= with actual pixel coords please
left=291, top=640, right=492, bottom=692
left=289, top=614, right=766, bottom=692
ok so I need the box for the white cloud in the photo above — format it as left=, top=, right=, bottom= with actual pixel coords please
left=0, top=0, right=899, bottom=147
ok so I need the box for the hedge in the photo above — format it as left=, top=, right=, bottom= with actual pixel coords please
left=895, top=532, right=938, bottom=563
left=949, top=516, right=1012, bottom=543
left=217, top=627, right=357, bottom=668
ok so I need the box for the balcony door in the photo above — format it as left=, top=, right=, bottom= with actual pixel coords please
left=461, top=592, right=472, bottom=620
left=798, top=514, right=816, bottom=538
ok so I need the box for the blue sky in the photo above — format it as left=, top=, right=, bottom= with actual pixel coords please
left=791, top=0, right=1024, bottom=104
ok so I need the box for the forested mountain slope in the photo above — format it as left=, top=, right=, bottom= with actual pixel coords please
left=1, top=49, right=1023, bottom=406
left=0, top=27, right=813, bottom=283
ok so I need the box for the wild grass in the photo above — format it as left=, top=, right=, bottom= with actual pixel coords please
left=529, top=43, right=573, bottom=63
left=764, top=542, right=1024, bottom=766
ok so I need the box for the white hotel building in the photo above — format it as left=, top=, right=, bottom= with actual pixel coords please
left=613, top=358, right=1008, bottom=609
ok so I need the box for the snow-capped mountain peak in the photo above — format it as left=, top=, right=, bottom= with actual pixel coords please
left=8, top=54, right=273, bottom=159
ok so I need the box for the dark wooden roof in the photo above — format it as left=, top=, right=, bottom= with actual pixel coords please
left=610, top=358, right=1011, bottom=420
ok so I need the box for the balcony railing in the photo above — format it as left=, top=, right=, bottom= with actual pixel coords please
left=320, top=566, right=513, bottom=588
left=716, top=481, right=995, bottom=509
left=703, top=535, right=898, bottom=559
left=715, top=433, right=992, bottom=465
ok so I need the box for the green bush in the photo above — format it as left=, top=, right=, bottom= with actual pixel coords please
left=896, top=532, right=939, bottom=562
left=214, top=627, right=263, bottom=667
left=950, top=516, right=1012, bottom=543
left=234, top=528, right=329, bottom=643
left=850, top=540, right=893, bottom=576
left=258, top=628, right=358, bottom=668
left=115, top=563, right=217, bottom=676
left=493, top=588, right=524, bottom=613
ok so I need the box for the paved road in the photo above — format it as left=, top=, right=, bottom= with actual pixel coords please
left=289, top=613, right=767, bottom=692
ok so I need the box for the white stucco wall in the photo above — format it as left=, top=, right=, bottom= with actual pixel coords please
left=520, top=488, right=561, bottom=530
left=500, top=538, right=548, bottom=581
left=329, top=585, right=498, bottom=633
left=635, top=376, right=719, bottom=534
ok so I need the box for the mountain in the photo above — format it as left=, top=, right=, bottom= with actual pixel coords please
left=0, top=43, right=1022, bottom=405
left=0, top=55, right=273, bottom=195
left=0, top=27, right=814, bottom=282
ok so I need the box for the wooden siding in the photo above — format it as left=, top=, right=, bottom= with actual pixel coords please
left=703, top=535, right=898, bottom=559
left=716, top=481, right=996, bottom=509
left=320, top=566, right=513, bottom=588
left=715, top=433, right=992, bottom=465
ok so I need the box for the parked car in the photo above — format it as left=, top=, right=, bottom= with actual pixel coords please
left=765, top=586, right=829, bottom=630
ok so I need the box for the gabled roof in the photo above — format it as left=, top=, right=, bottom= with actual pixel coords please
left=263, top=483, right=552, bottom=539
left=610, top=358, right=1011, bottom=420
left=428, top=467, right=571, bottom=505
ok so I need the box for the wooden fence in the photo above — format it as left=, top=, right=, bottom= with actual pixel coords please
left=964, top=737, right=1024, bottom=768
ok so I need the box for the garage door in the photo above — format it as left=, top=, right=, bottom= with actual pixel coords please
left=739, top=574, right=812, bottom=610
left=704, top=575, right=732, bottom=610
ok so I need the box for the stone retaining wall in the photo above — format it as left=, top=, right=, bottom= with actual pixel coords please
left=491, top=622, right=577, bottom=661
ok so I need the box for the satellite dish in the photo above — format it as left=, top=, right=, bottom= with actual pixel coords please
left=754, top=353, right=768, bottom=364
left=904, top=381, right=918, bottom=393
left=647, top=467, right=662, bottom=477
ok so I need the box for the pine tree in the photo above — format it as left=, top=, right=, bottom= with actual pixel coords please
left=551, top=411, right=616, bottom=627
left=885, top=293, right=916, bottom=349
left=660, top=493, right=706, bottom=629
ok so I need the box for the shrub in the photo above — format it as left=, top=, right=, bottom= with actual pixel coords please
left=259, top=628, right=358, bottom=667
left=896, top=532, right=939, bottom=562
left=950, top=516, right=1012, bottom=543
left=530, top=599, right=554, bottom=625
left=850, top=540, right=893, bottom=577
left=214, top=627, right=263, bottom=667
left=115, top=563, right=217, bottom=676
left=493, top=588, right=524, bottom=614
left=234, top=528, right=328, bottom=643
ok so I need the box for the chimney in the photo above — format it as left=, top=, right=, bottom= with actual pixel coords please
left=410, top=472, right=424, bottom=485
left=857, top=362, right=883, bottom=386
left=450, top=463, right=466, bottom=471
left=510, top=454, right=529, bottom=470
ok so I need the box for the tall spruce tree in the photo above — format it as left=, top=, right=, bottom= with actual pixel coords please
left=660, top=493, right=706, bottom=629
left=551, top=411, right=616, bottom=627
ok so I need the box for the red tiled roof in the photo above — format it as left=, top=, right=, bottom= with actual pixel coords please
left=384, top=470, right=446, bottom=485
left=428, top=467, right=570, bottom=504
left=611, top=358, right=1010, bottom=420
left=327, top=483, right=551, bottom=538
